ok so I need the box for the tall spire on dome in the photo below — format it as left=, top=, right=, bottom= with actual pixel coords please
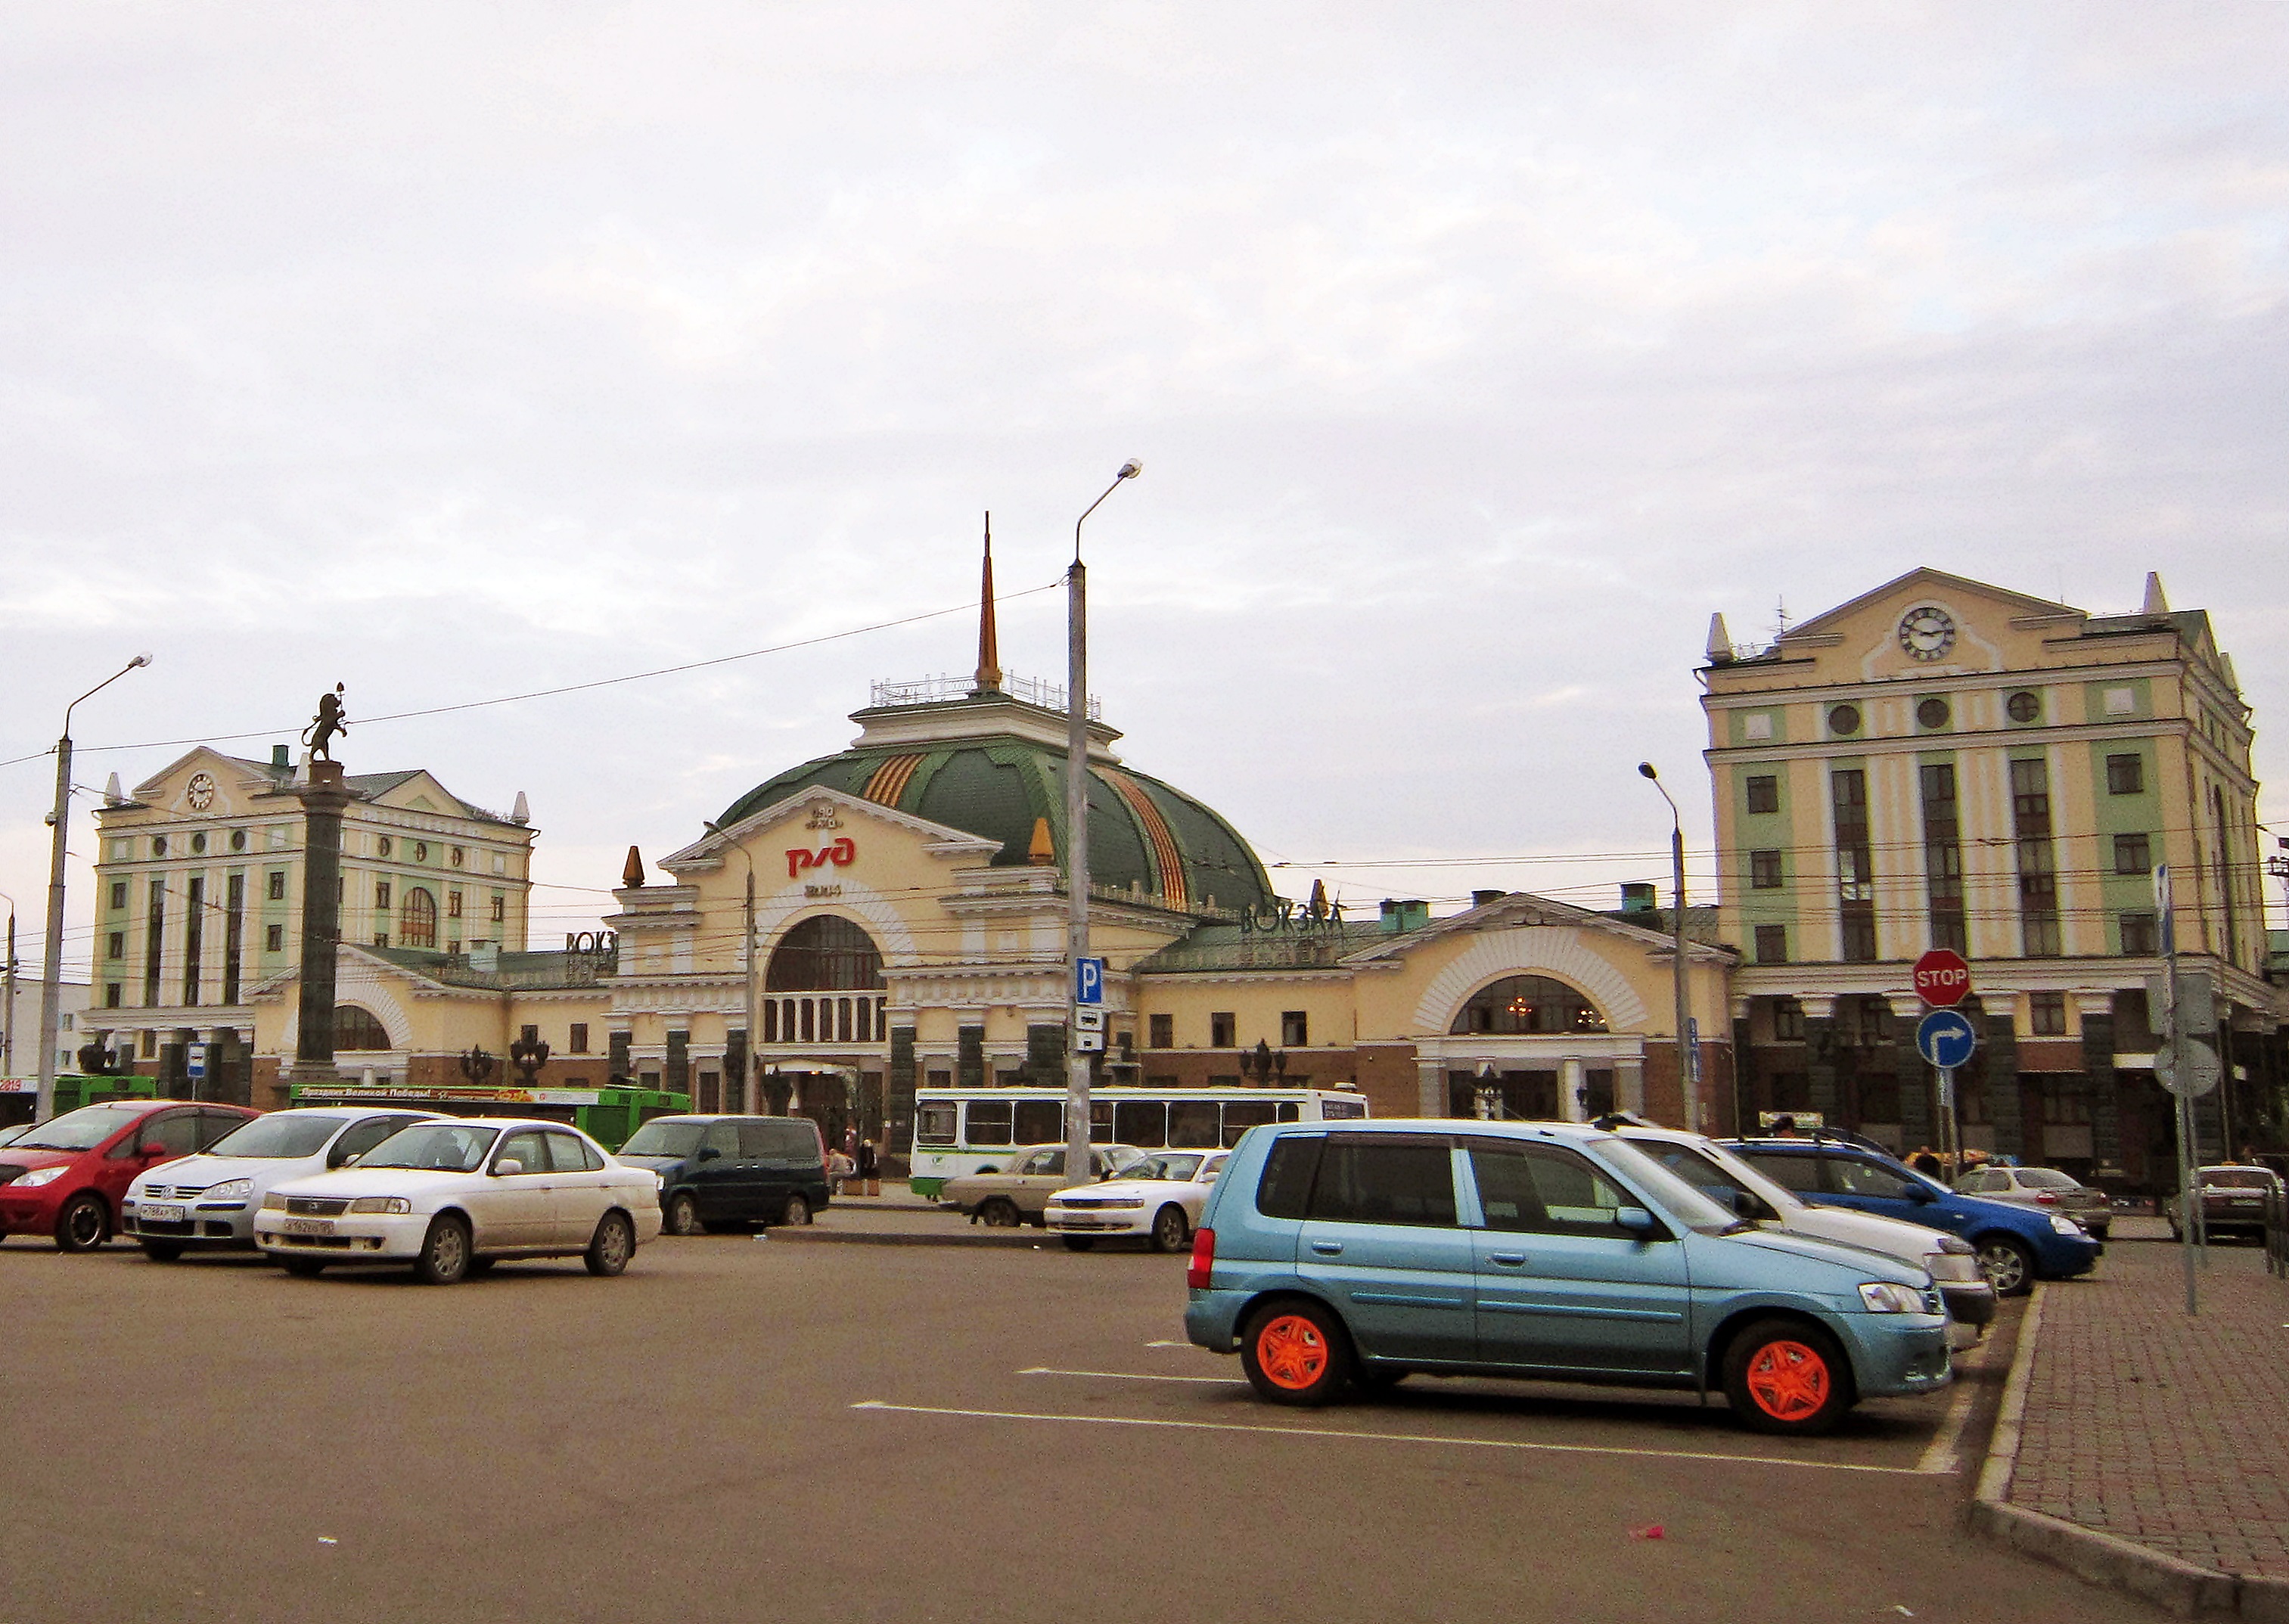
left=973, top=511, right=1003, bottom=696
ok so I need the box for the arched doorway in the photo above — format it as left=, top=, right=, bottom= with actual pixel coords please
left=1444, top=975, right=1617, bottom=1122
left=762, top=916, right=886, bottom=1138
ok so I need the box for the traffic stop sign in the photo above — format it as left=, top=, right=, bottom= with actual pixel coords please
left=1912, top=948, right=1972, bottom=1008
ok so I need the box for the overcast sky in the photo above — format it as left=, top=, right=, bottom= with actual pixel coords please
left=4, top=2, right=2285, bottom=975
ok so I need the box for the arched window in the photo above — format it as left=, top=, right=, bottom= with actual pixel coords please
left=335, top=1005, right=393, bottom=1050
left=399, top=887, right=438, bottom=949
left=766, top=915, right=884, bottom=992
left=1449, top=975, right=1608, bottom=1036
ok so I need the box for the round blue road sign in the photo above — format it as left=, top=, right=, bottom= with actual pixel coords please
left=1915, top=1008, right=1978, bottom=1070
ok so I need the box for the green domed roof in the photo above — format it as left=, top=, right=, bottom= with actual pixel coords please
left=719, top=733, right=1274, bottom=916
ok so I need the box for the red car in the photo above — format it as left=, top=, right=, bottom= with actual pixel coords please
left=0, top=1100, right=260, bottom=1252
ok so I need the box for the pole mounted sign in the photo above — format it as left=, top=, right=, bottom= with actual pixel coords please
left=1915, top=1008, right=1979, bottom=1070
left=1073, top=957, right=1104, bottom=1006
left=1912, top=948, right=1972, bottom=1008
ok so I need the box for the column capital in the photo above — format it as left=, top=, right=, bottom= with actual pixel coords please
left=2072, top=989, right=2117, bottom=1019
left=1796, top=994, right=1837, bottom=1020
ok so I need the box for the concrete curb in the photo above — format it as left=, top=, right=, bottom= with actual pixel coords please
left=759, top=1226, right=1050, bottom=1248
left=1966, top=1284, right=2283, bottom=1618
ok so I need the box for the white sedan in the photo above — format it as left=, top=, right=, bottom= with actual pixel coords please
left=1046, top=1150, right=1228, bottom=1253
left=254, top=1117, right=663, bottom=1284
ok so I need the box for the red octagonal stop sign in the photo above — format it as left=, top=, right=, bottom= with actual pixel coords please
left=1913, top=948, right=1973, bottom=1007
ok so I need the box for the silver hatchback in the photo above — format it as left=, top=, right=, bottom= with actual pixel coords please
left=1953, top=1166, right=2110, bottom=1241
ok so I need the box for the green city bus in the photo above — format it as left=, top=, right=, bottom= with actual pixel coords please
left=284, top=1080, right=689, bottom=1151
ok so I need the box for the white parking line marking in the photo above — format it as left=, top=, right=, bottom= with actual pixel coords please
left=1020, top=1366, right=1240, bottom=1384
left=1143, top=1339, right=1191, bottom=1348
left=1913, top=1365, right=1980, bottom=1477
left=852, top=1401, right=1935, bottom=1474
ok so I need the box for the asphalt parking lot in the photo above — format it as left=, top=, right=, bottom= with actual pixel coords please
left=2, top=1230, right=2160, bottom=1624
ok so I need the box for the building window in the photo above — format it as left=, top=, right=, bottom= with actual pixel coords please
left=448, top=890, right=463, bottom=918
left=399, top=887, right=437, bottom=949
left=1772, top=996, right=1804, bottom=1040
left=2042, top=1086, right=2094, bottom=1126
left=1748, top=849, right=1782, bottom=890
left=335, top=1005, right=393, bottom=1050
left=489, top=894, right=505, bottom=923
left=766, top=914, right=887, bottom=991
left=2006, top=691, right=2042, bottom=723
left=414, top=842, right=428, bottom=862
left=1754, top=924, right=1788, bottom=964
left=450, top=846, right=464, bottom=867
left=104, top=984, right=122, bottom=1008
left=1281, top=1011, right=1309, bottom=1047
left=1828, top=704, right=1862, bottom=737
left=266, top=924, right=284, bottom=952
left=1148, top=1014, right=1173, bottom=1049
left=1450, top=977, right=1607, bottom=1036
left=2114, top=832, right=2151, bottom=875
left=1210, top=1011, right=1236, bottom=1048
left=1832, top=768, right=1876, bottom=963
left=182, top=877, right=204, bottom=1008
left=377, top=837, right=392, bottom=858
left=230, top=828, right=247, bottom=852
left=374, top=880, right=391, bottom=910
left=191, top=832, right=207, bottom=855
left=2029, top=992, right=2067, bottom=1036
left=110, top=880, right=128, bottom=910
left=1918, top=762, right=1967, bottom=954
left=2119, top=911, right=2158, bottom=955
left=1745, top=775, right=1779, bottom=815
left=1915, top=697, right=1950, bottom=729
left=2011, top=757, right=2061, bottom=957
left=374, top=933, right=390, bottom=949
left=107, top=932, right=124, bottom=960
left=569, top=1023, right=589, bottom=1054
left=267, top=870, right=286, bottom=901
left=2107, top=753, right=2144, bottom=795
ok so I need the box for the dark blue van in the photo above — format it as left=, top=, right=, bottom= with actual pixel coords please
left=616, top=1115, right=829, bottom=1233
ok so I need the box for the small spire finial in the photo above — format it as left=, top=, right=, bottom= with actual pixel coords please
left=1028, top=817, right=1055, bottom=866
left=974, top=511, right=1002, bottom=696
left=2141, top=571, right=2169, bottom=617
left=622, top=845, right=646, bottom=888
left=1706, top=612, right=1732, bottom=663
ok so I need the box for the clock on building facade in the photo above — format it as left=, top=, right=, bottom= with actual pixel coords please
left=1896, top=605, right=1956, bottom=662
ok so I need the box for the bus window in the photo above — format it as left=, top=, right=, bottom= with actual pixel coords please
left=1221, top=1101, right=1275, bottom=1146
left=1114, top=1101, right=1166, bottom=1147
left=1089, top=1101, right=1114, bottom=1144
left=1277, top=1102, right=1303, bottom=1121
left=1014, top=1100, right=1063, bottom=1144
left=1169, top=1100, right=1220, bottom=1148
left=917, top=1104, right=956, bottom=1145
left=965, top=1100, right=1014, bottom=1147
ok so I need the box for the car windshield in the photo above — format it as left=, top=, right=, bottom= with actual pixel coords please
left=618, top=1122, right=705, bottom=1158
left=1623, top=1135, right=1803, bottom=1216
left=1583, top=1138, right=1741, bottom=1232
left=203, top=1114, right=345, bottom=1160
left=2016, top=1169, right=2084, bottom=1191
left=1120, top=1154, right=1204, bottom=1182
left=2204, top=1169, right=2274, bottom=1190
left=356, top=1123, right=500, bottom=1172
left=10, top=1102, right=148, bottom=1152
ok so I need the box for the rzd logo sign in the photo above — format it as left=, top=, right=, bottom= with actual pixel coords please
left=787, top=837, right=856, bottom=880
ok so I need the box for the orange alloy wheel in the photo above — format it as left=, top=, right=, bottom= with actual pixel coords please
left=1744, top=1339, right=1831, bottom=1422
left=1254, top=1314, right=1329, bottom=1391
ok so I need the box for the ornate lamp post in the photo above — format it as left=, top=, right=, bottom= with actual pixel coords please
left=509, top=1030, right=551, bottom=1087
left=459, top=1046, right=495, bottom=1086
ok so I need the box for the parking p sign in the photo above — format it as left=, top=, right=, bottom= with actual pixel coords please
left=1074, top=957, right=1104, bottom=1006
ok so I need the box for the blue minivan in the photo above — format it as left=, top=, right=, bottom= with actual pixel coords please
left=1185, top=1119, right=1953, bottom=1435
left=1717, top=1137, right=2101, bottom=1296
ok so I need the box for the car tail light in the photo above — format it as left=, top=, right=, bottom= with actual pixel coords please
left=1186, top=1226, right=1216, bottom=1290
left=2035, top=1191, right=2056, bottom=1203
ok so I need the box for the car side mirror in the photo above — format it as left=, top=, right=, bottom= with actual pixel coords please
left=696, top=1146, right=721, bottom=1162
left=493, top=1158, right=523, bottom=1176
left=1905, top=1182, right=1936, bottom=1203
left=1732, top=1189, right=1765, bottom=1219
left=330, top=1150, right=359, bottom=1169
left=1615, top=1206, right=1660, bottom=1237
left=140, top=1141, right=169, bottom=1158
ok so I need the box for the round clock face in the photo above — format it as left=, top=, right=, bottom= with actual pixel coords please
left=1897, top=606, right=1956, bottom=662
left=186, top=772, right=216, bottom=811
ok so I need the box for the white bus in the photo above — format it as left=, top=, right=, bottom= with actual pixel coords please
left=907, top=1085, right=1368, bottom=1198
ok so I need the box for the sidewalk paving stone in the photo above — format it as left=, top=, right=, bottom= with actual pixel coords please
left=2011, top=1237, right=2289, bottom=1583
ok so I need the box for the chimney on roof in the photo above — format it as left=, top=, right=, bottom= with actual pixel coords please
left=2142, top=572, right=2169, bottom=617
left=1471, top=889, right=1505, bottom=908
left=1706, top=613, right=1732, bottom=664
left=272, top=744, right=290, bottom=771
left=1621, top=882, right=1658, bottom=914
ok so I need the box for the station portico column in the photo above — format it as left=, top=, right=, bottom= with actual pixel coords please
left=1615, top=1056, right=1645, bottom=1116
left=1416, top=1059, right=1446, bottom=1117
left=1561, top=1058, right=1586, bottom=1123
left=1798, top=995, right=1838, bottom=1124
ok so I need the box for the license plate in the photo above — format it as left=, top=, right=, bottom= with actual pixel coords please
left=284, top=1217, right=335, bottom=1235
left=143, top=1203, right=186, bottom=1224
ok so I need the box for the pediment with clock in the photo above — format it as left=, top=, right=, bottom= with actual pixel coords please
left=125, top=747, right=294, bottom=818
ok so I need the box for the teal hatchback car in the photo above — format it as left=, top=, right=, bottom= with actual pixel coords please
left=1184, top=1120, right=1953, bottom=1435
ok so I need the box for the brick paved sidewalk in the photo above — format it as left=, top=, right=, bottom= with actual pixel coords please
left=2010, top=1234, right=2289, bottom=1582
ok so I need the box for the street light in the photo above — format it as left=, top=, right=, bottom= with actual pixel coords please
left=37, top=655, right=151, bottom=1121
left=0, top=887, right=17, bottom=1076
left=1637, top=762, right=1697, bottom=1133
left=1063, top=459, right=1142, bottom=1188
left=703, top=819, right=759, bottom=1116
